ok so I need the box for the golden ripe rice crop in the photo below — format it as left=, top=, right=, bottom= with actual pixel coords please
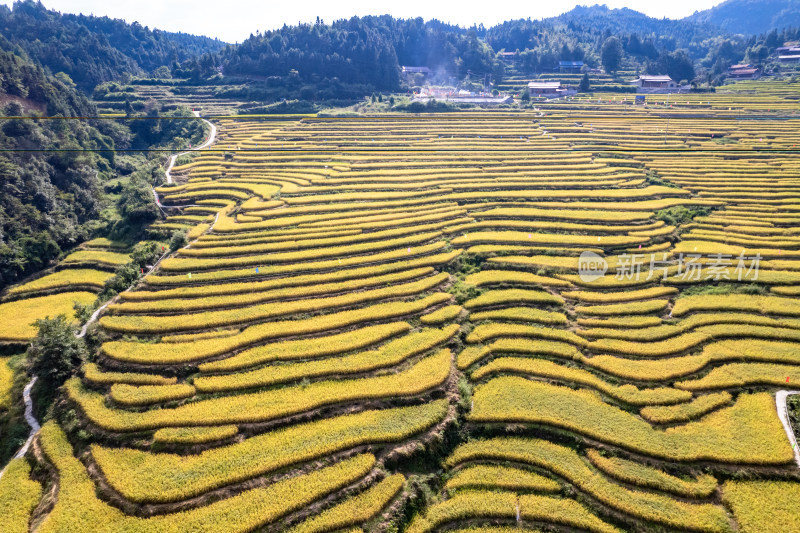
left=29, top=105, right=800, bottom=532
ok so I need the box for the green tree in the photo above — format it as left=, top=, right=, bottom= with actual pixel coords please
left=169, top=230, right=188, bottom=251
left=601, top=36, right=623, bottom=73
left=118, top=176, right=159, bottom=225
left=131, top=241, right=161, bottom=268
left=578, top=72, right=591, bottom=92
left=26, top=315, right=87, bottom=390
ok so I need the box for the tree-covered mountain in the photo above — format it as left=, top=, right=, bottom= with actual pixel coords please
left=187, top=8, right=745, bottom=95
left=0, top=44, right=112, bottom=287
left=687, top=0, right=800, bottom=35
left=0, top=36, right=209, bottom=290
left=210, top=16, right=498, bottom=97
left=0, top=0, right=226, bottom=89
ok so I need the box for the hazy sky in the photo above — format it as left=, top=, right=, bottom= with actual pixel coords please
left=2, top=0, right=727, bottom=42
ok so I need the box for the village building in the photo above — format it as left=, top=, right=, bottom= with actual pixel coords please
left=558, top=60, right=584, bottom=73
left=498, top=51, right=521, bottom=65
left=527, top=81, right=563, bottom=95
left=728, top=64, right=761, bottom=79
left=628, top=75, right=688, bottom=93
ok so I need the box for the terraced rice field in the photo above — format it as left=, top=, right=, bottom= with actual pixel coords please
left=5, top=80, right=800, bottom=532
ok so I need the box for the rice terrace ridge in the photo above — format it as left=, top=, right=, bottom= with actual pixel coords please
left=1, top=0, right=800, bottom=532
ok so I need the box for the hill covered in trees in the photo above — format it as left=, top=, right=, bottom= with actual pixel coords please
left=0, top=45, right=113, bottom=287
left=688, top=0, right=800, bottom=35
left=164, top=3, right=798, bottom=100
left=0, top=0, right=226, bottom=89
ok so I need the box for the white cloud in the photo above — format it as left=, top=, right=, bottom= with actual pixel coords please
left=1, top=0, right=726, bottom=42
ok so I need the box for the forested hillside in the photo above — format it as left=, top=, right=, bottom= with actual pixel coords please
left=688, top=0, right=800, bottom=35
left=0, top=0, right=226, bottom=89
left=0, top=42, right=207, bottom=290
left=0, top=46, right=113, bottom=288
left=168, top=4, right=799, bottom=99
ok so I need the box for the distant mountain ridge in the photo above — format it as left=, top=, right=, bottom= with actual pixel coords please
left=686, top=0, right=800, bottom=35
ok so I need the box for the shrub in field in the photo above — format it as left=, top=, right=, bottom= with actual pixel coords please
left=27, top=315, right=89, bottom=391
left=92, top=401, right=447, bottom=503
left=38, top=421, right=376, bottom=533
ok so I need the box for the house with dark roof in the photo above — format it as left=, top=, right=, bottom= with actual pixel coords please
left=558, top=60, right=584, bottom=73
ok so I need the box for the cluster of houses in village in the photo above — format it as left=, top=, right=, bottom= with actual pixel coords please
left=400, top=41, right=800, bottom=105
left=777, top=44, right=800, bottom=64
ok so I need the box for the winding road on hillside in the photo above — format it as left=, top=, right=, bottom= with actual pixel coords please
left=164, top=110, right=217, bottom=185
left=154, top=109, right=217, bottom=209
